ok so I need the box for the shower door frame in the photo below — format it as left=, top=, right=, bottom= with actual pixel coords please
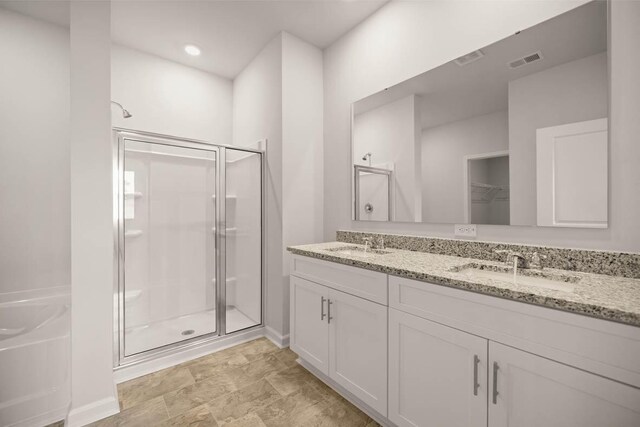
left=353, top=164, right=394, bottom=221
left=112, top=128, right=266, bottom=368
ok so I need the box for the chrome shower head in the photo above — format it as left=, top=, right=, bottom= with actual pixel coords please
left=111, top=101, right=133, bottom=119
left=362, top=152, right=371, bottom=161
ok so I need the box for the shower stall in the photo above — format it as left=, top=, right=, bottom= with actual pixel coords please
left=113, top=129, right=264, bottom=366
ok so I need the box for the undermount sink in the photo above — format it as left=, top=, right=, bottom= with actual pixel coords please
left=450, top=263, right=580, bottom=293
left=326, top=245, right=391, bottom=257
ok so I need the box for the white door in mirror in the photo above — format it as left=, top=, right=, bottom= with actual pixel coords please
left=536, top=118, right=608, bottom=228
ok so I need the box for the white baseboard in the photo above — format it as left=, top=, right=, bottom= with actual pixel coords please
left=8, top=405, right=69, bottom=427
left=297, top=358, right=394, bottom=427
left=114, top=327, right=266, bottom=383
left=67, top=395, right=120, bottom=427
left=265, top=325, right=290, bottom=348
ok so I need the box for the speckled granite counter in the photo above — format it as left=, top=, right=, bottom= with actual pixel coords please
left=288, top=242, right=640, bottom=327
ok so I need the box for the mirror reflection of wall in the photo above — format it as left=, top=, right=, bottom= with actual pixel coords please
left=351, top=0, right=608, bottom=228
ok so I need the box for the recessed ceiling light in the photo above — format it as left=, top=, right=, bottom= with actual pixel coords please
left=184, top=44, right=201, bottom=56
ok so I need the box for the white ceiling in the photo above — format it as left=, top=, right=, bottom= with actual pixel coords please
left=354, top=0, right=607, bottom=130
left=0, top=0, right=387, bottom=79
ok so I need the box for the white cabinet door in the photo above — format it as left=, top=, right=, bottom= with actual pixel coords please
left=389, top=309, right=488, bottom=427
left=290, top=276, right=329, bottom=375
left=328, top=288, right=388, bottom=416
left=489, top=341, right=640, bottom=427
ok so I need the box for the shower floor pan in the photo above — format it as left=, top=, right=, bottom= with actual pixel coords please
left=124, top=307, right=257, bottom=356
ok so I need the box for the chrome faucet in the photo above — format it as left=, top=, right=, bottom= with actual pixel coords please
left=494, top=249, right=526, bottom=269
left=363, top=237, right=373, bottom=253
left=494, top=249, right=546, bottom=271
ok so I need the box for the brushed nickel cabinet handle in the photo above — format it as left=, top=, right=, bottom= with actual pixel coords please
left=473, top=355, right=480, bottom=396
left=492, top=361, right=499, bottom=404
left=328, top=300, right=333, bottom=324
left=320, top=296, right=326, bottom=320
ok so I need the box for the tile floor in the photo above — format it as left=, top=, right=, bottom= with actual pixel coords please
left=89, top=338, right=380, bottom=426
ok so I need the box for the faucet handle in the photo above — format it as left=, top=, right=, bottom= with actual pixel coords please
left=528, top=251, right=547, bottom=269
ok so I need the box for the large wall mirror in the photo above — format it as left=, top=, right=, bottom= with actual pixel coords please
left=351, top=1, right=608, bottom=228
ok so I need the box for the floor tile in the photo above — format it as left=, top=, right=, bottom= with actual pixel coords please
left=93, top=339, right=374, bottom=427
left=265, top=364, right=315, bottom=396
left=224, top=353, right=288, bottom=390
left=89, top=396, right=169, bottom=427
left=188, top=351, right=250, bottom=382
left=208, top=379, right=281, bottom=425
left=297, top=398, right=372, bottom=427
left=119, top=366, right=195, bottom=409
left=160, top=404, right=218, bottom=427
left=272, top=348, right=299, bottom=368
left=221, top=413, right=267, bottom=427
left=164, top=375, right=238, bottom=417
left=255, top=383, right=326, bottom=427
left=229, top=338, right=279, bottom=361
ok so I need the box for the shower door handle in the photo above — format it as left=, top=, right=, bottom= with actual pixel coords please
left=320, top=296, right=326, bottom=321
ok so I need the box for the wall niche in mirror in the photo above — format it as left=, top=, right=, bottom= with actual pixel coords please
left=351, top=0, right=608, bottom=228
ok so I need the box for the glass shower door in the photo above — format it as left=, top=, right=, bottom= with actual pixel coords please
left=121, top=139, right=217, bottom=356
left=224, top=148, right=263, bottom=333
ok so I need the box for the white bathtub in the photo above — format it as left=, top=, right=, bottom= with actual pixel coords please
left=0, top=287, right=70, bottom=427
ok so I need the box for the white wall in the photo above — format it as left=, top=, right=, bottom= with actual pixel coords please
left=508, top=52, right=608, bottom=225
left=324, top=0, right=640, bottom=252
left=421, top=110, right=508, bottom=224
left=0, top=8, right=70, bottom=294
left=111, top=44, right=232, bottom=143
left=68, top=2, right=119, bottom=425
left=281, top=32, right=324, bottom=336
left=233, top=35, right=285, bottom=337
left=233, top=32, right=323, bottom=340
left=353, top=95, right=420, bottom=222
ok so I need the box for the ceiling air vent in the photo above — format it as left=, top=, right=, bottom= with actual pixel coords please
left=454, top=49, right=485, bottom=66
left=508, top=51, right=543, bottom=69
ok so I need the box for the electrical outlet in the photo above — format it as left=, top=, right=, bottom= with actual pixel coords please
left=455, top=224, right=477, bottom=238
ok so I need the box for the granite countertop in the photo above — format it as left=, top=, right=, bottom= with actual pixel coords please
left=288, top=241, right=640, bottom=327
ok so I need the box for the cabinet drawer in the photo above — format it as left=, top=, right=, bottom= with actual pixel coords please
left=389, top=275, right=640, bottom=389
left=290, top=255, right=387, bottom=305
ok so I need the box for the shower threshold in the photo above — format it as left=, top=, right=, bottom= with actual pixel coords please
left=124, top=306, right=257, bottom=356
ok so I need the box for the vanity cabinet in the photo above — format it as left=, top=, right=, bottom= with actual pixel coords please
left=328, top=287, right=388, bottom=415
left=290, top=255, right=640, bottom=426
left=290, top=274, right=388, bottom=415
left=489, top=341, right=640, bottom=427
left=389, top=308, right=488, bottom=427
left=290, top=276, right=329, bottom=375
